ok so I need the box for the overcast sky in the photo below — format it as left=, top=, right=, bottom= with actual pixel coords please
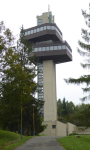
left=0, top=0, right=90, bottom=105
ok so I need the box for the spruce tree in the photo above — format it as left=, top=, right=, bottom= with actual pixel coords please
left=65, top=4, right=90, bottom=101
left=64, top=4, right=90, bottom=127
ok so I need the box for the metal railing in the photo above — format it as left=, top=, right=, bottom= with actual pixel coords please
left=25, top=24, right=62, bottom=39
left=33, top=44, right=72, bottom=55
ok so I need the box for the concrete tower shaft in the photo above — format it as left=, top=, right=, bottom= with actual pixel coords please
left=43, top=60, right=57, bottom=121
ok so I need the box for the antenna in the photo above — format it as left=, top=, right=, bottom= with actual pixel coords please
left=48, top=4, right=50, bottom=17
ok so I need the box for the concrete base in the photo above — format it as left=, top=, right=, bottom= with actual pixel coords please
left=40, top=121, right=76, bottom=136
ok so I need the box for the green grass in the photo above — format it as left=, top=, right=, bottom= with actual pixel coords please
left=0, top=129, right=20, bottom=146
left=57, top=135, right=90, bottom=150
left=38, top=134, right=46, bottom=136
left=0, top=129, right=33, bottom=150
left=40, top=134, right=46, bottom=136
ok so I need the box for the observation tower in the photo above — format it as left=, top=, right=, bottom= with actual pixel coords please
left=24, top=10, right=72, bottom=131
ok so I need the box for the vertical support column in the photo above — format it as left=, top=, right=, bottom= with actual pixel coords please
left=43, top=60, right=57, bottom=121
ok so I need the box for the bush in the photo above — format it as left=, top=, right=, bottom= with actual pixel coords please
left=69, top=132, right=79, bottom=136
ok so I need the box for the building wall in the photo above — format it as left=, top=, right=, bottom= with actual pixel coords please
left=66, top=122, right=76, bottom=135
left=40, top=121, right=66, bottom=136
left=43, top=60, right=57, bottom=121
left=41, top=121, right=90, bottom=136
left=41, top=121, right=56, bottom=136
left=38, top=12, right=49, bottom=24
left=56, top=121, right=66, bottom=136
left=37, top=12, right=54, bottom=25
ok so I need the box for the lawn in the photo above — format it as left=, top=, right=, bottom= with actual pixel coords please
left=57, top=135, right=90, bottom=150
left=0, top=129, right=33, bottom=150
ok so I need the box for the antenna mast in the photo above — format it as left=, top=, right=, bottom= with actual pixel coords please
left=48, top=4, right=50, bottom=17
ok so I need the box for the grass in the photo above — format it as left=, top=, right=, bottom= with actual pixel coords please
left=38, top=134, right=46, bottom=136
left=57, top=135, right=90, bottom=150
left=0, top=129, right=33, bottom=150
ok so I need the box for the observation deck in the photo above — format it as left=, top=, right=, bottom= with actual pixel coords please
left=24, top=23, right=72, bottom=64
left=24, top=23, right=62, bottom=42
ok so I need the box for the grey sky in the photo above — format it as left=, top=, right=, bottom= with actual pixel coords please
left=0, top=0, right=90, bottom=105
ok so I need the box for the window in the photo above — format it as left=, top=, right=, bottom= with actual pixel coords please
left=58, top=46, right=61, bottom=50
left=31, top=30, right=33, bottom=34
left=38, top=73, right=43, bottom=76
left=38, top=75, right=43, bottom=78
left=44, top=26, right=46, bottom=30
left=37, top=28, right=39, bottom=32
left=50, top=46, right=53, bottom=50
left=54, top=46, right=57, bottom=50
left=25, top=31, right=27, bottom=36
left=38, top=87, right=43, bottom=89
left=38, top=67, right=43, bottom=70
left=38, top=19, right=42, bottom=26
left=38, top=63, right=42, bottom=66
left=42, top=47, right=45, bottom=51
left=47, top=26, right=50, bottom=30
left=38, top=66, right=43, bottom=69
left=46, top=47, right=49, bottom=51
left=38, top=79, right=43, bottom=82
left=28, top=31, right=30, bottom=35
left=39, top=70, right=43, bottom=74
left=40, top=27, right=43, bottom=31
left=39, top=83, right=43, bottom=86
left=38, top=90, right=43, bottom=93
left=38, top=66, right=43, bottom=70
left=39, top=89, right=43, bottom=92
left=38, top=47, right=41, bottom=51
left=39, top=81, right=43, bottom=84
left=51, top=26, right=55, bottom=30
left=34, top=29, right=36, bottom=33
left=52, top=125, right=56, bottom=129
left=34, top=48, right=38, bottom=52
left=39, top=108, right=44, bottom=112
left=62, top=45, right=66, bottom=49
left=38, top=87, right=43, bottom=90
left=55, top=27, right=58, bottom=32
left=39, top=95, right=43, bottom=99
